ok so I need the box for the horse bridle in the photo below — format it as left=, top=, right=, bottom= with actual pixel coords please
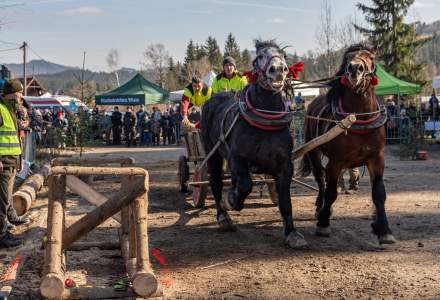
left=252, top=49, right=288, bottom=92
left=344, top=51, right=377, bottom=94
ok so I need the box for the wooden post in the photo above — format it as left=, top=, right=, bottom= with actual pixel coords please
left=13, top=163, right=50, bottom=216
left=131, top=175, right=158, bottom=297
left=65, top=175, right=121, bottom=223
left=40, top=175, right=66, bottom=299
left=62, top=178, right=145, bottom=249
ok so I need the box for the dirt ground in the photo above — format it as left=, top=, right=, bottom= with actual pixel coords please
left=1, top=144, right=440, bottom=299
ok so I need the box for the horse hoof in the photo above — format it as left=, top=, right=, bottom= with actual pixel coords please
left=217, top=214, right=236, bottom=232
left=285, top=231, right=308, bottom=249
left=379, top=234, right=397, bottom=245
left=315, top=226, right=331, bottom=237
left=220, top=196, right=233, bottom=211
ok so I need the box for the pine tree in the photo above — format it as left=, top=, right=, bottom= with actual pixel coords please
left=195, top=44, right=207, bottom=60
left=224, top=33, right=241, bottom=66
left=184, top=39, right=197, bottom=66
left=240, top=49, right=252, bottom=70
left=205, top=36, right=222, bottom=72
left=356, top=0, right=430, bottom=85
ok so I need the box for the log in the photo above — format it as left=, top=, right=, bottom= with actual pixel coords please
left=51, top=166, right=147, bottom=176
left=62, top=286, right=163, bottom=299
left=52, top=156, right=135, bottom=166
left=65, top=175, right=121, bottom=223
left=62, top=177, right=146, bottom=249
left=291, top=114, right=356, bottom=160
left=40, top=175, right=66, bottom=299
left=119, top=176, right=136, bottom=277
left=132, top=190, right=158, bottom=297
left=13, top=163, right=51, bottom=216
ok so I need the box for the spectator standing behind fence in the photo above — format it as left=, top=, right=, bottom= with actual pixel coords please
left=140, top=114, right=152, bottom=146
left=429, top=89, right=439, bottom=120
left=171, top=104, right=182, bottom=144
left=160, top=111, right=173, bottom=145
left=123, top=107, right=137, bottom=147
left=0, top=80, right=30, bottom=248
left=53, top=111, right=68, bottom=149
left=136, top=105, right=146, bottom=141
left=151, top=117, right=161, bottom=146
left=111, top=106, right=122, bottom=145
left=30, top=108, right=43, bottom=146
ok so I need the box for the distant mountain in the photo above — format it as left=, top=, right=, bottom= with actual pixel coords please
left=416, top=20, right=440, bottom=36
left=4, top=59, right=79, bottom=77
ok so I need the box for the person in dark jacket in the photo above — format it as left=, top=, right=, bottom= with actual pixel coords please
left=123, top=106, right=136, bottom=147
left=111, top=106, right=122, bottom=145
left=429, top=89, right=439, bottom=120
left=160, top=112, right=173, bottom=145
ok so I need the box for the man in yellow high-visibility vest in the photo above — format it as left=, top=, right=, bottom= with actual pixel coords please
left=0, top=79, right=24, bottom=248
left=211, top=56, right=247, bottom=94
left=181, top=75, right=212, bottom=127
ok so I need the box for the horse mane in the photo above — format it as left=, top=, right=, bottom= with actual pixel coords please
left=326, top=43, right=376, bottom=104
left=254, top=39, right=285, bottom=55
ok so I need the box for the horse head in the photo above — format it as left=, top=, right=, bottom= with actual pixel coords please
left=252, top=39, right=289, bottom=93
left=339, top=44, right=377, bottom=95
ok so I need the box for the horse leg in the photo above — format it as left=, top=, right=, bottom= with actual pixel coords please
left=223, top=155, right=252, bottom=211
left=276, top=161, right=308, bottom=249
left=316, top=161, right=342, bottom=237
left=367, top=157, right=396, bottom=244
left=208, top=152, right=235, bottom=231
left=308, top=149, right=326, bottom=218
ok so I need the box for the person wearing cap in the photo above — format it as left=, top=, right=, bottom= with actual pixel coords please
left=181, top=75, right=212, bottom=127
left=0, top=79, right=26, bottom=248
left=211, top=56, right=247, bottom=94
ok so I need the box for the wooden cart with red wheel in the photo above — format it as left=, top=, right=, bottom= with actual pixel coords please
left=177, top=130, right=279, bottom=208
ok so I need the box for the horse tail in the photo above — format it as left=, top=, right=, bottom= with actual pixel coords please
left=298, top=154, right=312, bottom=177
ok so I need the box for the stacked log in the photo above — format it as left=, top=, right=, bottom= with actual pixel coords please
left=13, top=163, right=51, bottom=216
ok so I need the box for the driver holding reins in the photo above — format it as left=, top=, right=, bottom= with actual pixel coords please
left=181, top=75, right=212, bottom=127
left=181, top=56, right=247, bottom=127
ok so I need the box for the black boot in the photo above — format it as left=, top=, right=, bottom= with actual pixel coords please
left=7, top=207, right=29, bottom=226
left=0, top=232, right=22, bottom=248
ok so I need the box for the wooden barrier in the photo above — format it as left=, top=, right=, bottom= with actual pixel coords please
left=40, top=157, right=159, bottom=299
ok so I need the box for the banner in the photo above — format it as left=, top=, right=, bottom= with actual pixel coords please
left=95, top=94, right=145, bottom=105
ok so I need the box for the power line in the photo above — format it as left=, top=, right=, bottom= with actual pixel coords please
left=0, top=47, right=20, bottom=52
left=0, top=39, right=21, bottom=46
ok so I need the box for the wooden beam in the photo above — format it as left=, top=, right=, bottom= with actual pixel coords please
left=132, top=191, right=158, bottom=297
left=291, top=114, right=356, bottom=160
left=40, top=175, right=66, bottom=299
left=13, top=163, right=50, bottom=216
left=62, top=177, right=146, bottom=249
left=65, top=175, right=121, bottom=223
left=51, top=166, right=147, bottom=176
left=52, top=156, right=135, bottom=166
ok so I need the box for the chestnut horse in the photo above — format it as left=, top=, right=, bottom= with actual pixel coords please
left=300, top=44, right=396, bottom=244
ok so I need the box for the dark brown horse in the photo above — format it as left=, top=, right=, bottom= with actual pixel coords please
left=300, top=44, right=396, bottom=244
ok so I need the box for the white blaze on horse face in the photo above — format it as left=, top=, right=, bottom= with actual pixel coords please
left=346, top=50, right=375, bottom=92
left=256, top=46, right=288, bottom=91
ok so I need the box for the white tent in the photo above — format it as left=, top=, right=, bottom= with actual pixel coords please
left=433, top=75, right=440, bottom=89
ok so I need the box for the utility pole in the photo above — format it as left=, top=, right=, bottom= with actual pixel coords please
left=20, top=41, right=28, bottom=96
left=81, top=51, right=86, bottom=103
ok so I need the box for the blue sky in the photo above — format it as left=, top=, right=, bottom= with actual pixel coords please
left=0, top=0, right=439, bottom=71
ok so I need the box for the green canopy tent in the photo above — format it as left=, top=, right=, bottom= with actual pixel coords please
left=375, top=64, right=421, bottom=96
left=95, top=73, right=169, bottom=105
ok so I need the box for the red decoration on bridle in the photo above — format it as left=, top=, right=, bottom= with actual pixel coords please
left=244, top=61, right=305, bottom=84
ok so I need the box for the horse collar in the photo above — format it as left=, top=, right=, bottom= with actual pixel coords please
left=331, top=96, right=387, bottom=134
left=238, top=85, right=292, bottom=131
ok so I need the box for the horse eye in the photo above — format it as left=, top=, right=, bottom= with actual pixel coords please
left=269, top=66, right=275, bottom=73
left=283, top=65, right=288, bottom=72
left=358, top=65, right=364, bottom=72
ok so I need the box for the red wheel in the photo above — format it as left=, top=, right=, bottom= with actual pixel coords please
left=178, top=156, right=189, bottom=193
left=192, top=167, right=208, bottom=208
